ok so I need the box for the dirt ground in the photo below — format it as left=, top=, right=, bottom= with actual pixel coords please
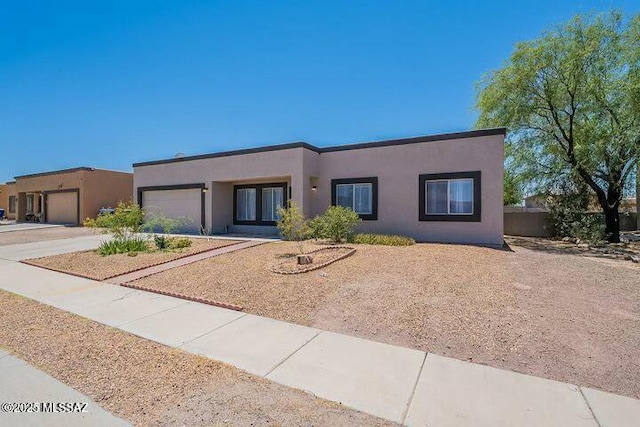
left=0, top=291, right=392, bottom=427
left=0, top=226, right=93, bottom=246
left=134, top=240, right=640, bottom=399
left=25, top=238, right=242, bottom=280
left=505, top=235, right=640, bottom=260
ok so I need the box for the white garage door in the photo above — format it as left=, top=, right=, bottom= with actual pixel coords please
left=142, top=188, right=202, bottom=233
left=47, top=192, right=78, bottom=224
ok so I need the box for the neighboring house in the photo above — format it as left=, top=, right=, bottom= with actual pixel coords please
left=10, top=167, right=133, bottom=225
left=0, top=182, right=17, bottom=220
left=133, top=128, right=505, bottom=245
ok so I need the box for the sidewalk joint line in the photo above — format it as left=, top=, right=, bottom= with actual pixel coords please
left=115, top=301, right=191, bottom=328
left=401, top=351, right=428, bottom=426
left=263, top=330, right=321, bottom=378
left=178, top=313, right=249, bottom=348
left=579, top=386, right=603, bottom=427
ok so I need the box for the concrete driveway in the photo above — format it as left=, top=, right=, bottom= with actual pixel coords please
left=0, top=235, right=109, bottom=261
left=0, top=223, right=64, bottom=233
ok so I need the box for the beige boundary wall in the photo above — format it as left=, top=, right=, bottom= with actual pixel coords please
left=504, top=210, right=638, bottom=237
left=134, top=129, right=506, bottom=246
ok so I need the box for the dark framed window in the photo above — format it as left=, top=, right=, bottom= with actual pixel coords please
left=233, top=182, right=288, bottom=226
left=331, top=177, right=378, bottom=220
left=26, top=194, right=34, bottom=213
left=419, top=171, right=481, bottom=222
left=8, top=196, right=16, bottom=213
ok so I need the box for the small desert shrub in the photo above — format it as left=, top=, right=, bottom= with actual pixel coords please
left=169, top=238, right=192, bottom=249
left=84, top=201, right=145, bottom=240
left=548, top=193, right=606, bottom=243
left=349, top=233, right=415, bottom=246
left=277, top=201, right=310, bottom=254
left=98, top=237, right=149, bottom=256
left=310, top=206, right=361, bottom=243
left=154, top=235, right=171, bottom=250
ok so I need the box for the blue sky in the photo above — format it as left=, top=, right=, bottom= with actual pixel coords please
left=1, top=0, right=638, bottom=182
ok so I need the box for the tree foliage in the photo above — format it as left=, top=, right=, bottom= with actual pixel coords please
left=476, top=12, right=640, bottom=241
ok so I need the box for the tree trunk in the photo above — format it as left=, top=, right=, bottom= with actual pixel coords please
left=603, top=205, right=620, bottom=243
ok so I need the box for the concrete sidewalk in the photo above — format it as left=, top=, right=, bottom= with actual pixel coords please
left=1, top=259, right=639, bottom=426
left=0, top=350, right=131, bottom=426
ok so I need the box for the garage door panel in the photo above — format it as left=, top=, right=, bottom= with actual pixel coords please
left=47, top=192, right=78, bottom=224
left=142, top=189, right=201, bottom=233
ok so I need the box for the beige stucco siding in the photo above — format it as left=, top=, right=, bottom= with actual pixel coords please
left=134, top=147, right=306, bottom=232
left=314, top=135, right=504, bottom=245
left=12, top=168, right=132, bottom=225
left=133, top=132, right=504, bottom=245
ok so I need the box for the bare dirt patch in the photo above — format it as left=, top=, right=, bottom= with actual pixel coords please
left=25, top=238, right=242, bottom=280
left=0, top=227, right=93, bottom=246
left=505, top=235, right=640, bottom=261
left=270, top=246, right=356, bottom=274
left=134, top=240, right=640, bottom=399
left=0, top=291, right=392, bottom=427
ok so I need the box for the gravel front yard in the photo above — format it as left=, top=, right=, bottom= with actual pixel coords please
left=133, top=240, right=640, bottom=399
left=0, top=227, right=93, bottom=246
left=24, top=238, right=242, bottom=280
left=0, top=291, right=392, bottom=426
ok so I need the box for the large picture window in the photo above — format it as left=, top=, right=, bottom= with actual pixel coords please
left=331, top=177, right=378, bottom=220
left=419, top=171, right=481, bottom=222
left=234, top=182, right=287, bottom=225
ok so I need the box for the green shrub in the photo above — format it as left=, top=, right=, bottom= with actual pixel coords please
left=169, top=238, right=192, bottom=249
left=310, top=205, right=361, bottom=244
left=548, top=192, right=606, bottom=243
left=84, top=201, right=145, bottom=240
left=349, top=233, right=415, bottom=246
left=85, top=201, right=150, bottom=255
left=142, top=210, right=191, bottom=235
left=154, top=235, right=171, bottom=250
left=98, top=237, right=149, bottom=256
left=276, top=201, right=310, bottom=254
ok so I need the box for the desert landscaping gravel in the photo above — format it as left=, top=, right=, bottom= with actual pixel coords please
left=0, top=291, right=393, bottom=427
left=134, top=239, right=640, bottom=399
left=0, top=226, right=94, bottom=246
left=25, top=238, right=242, bottom=280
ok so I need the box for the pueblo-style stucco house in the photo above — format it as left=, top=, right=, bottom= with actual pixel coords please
left=7, top=167, right=133, bottom=225
left=133, top=128, right=505, bottom=245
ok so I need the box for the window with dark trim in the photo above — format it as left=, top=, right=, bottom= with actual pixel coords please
left=8, top=196, right=16, bottom=213
left=331, top=177, right=378, bottom=220
left=233, top=182, right=288, bottom=226
left=419, top=171, right=481, bottom=222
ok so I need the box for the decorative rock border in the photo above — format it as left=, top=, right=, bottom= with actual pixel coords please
left=118, top=282, right=244, bottom=312
left=20, top=240, right=243, bottom=281
left=270, top=246, right=357, bottom=275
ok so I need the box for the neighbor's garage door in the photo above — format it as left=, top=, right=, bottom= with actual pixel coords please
left=142, top=188, right=202, bottom=233
left=47, top=191, right=78, bottom=224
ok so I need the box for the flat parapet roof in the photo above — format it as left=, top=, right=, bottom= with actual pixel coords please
left=133, top=128, right=506, bottom=167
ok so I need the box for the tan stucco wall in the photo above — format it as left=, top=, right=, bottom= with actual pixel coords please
left=3, top=183, right=17, bottom=219
left=14, top=169, right=132, bottom=224
left=80, top=169, right=133, bottom=222
left=314, top=134, right=504, bottom=245
left=134, top=148, right=305, bottom=233
left=0, top=185, right=8, bottom=216
left=134, top=133, right=505, bottom=245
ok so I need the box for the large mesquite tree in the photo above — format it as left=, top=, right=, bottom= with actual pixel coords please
left=476, top=12, right=640, bottom=242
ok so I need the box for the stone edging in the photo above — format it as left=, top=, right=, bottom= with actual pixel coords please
left=269, top=246, right=356, bottom=275
left=20, top=240, right=245, bottom=281
left=118, top=282, right=244, bottom=312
